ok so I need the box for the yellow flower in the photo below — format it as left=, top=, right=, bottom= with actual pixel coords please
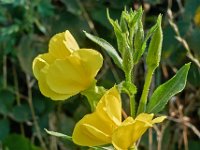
left=72, top=87, right=121, bottom=146
left=194, top=6, right=200, bottom=27
left=112, top=114, right=166, bottom=150
left=72, top=87, right=166, bottom=150
left=32, top=30, right=103, bottom=100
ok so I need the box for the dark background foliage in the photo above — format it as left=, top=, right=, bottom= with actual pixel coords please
left=0, top=0, right=200, bottom=149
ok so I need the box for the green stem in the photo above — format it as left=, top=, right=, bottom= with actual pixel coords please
left=125, top=70, right=132, bottom=84
left=87, top=97, right=96, bottom=112
left=81, top=91, right=96, bottom=112
left=137, top=67, right=154, bottom=114
left=125, top=68, right=137, bottom=118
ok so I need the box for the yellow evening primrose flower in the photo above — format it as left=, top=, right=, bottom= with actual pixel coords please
left=72, top=87, right=166, bottom=150
left=32, top=30, right=103, bottom=100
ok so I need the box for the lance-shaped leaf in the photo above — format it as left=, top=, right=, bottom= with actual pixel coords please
left=45, top=128, right=72, bottom=141
left=146, top=63, right=191, bottom=113
left=84, top=31, right=123, bottom=69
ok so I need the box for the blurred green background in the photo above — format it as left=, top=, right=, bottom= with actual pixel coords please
left=0, top=0, right=200, bottom=150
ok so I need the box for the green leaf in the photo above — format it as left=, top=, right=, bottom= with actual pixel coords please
left=84, top=31, right=123, bottom=69
left=17, top=34, right=45, bottom=75
left=37, top=0, right=54, bottom=17
left=60, top=0, right=81, bottom=16
left=3, top=134, right=41, bottom=150
left=11, top=104, right=31, bottom=122
left=45, top=128, right=72, bottom=141
left=0, top=0, right=15, bottom=4
left=0, top=24, right=19, bottom=36
left=90, top=7, right=111, bottom=30
left=188, top=63, right=200, bottom=87
left=0, top=89, right=15, bottom=115
left=146, top=63, right=191, bottom=113
left=0, top=119, right=10, bottom=140
left=189, top=140, right=200, bottom=150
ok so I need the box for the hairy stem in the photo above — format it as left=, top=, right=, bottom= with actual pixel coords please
left=137, top=68, right=154, bottom=114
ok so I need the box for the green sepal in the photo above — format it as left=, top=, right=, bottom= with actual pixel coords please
left=119, top=81, right=137, bottom=95
left=146, top=63, right=191, bottom=113
left=107, top=9, right=134, bottom=77
left=124, top=7, right=142, bottom=30
left=146, top=14, right=163, bottom=70
left=134, top=20, right=144, bottom=53
left=133, top=19, right=158, bottom=64
left=81, top=80, right=106, bottom=111
left=107, top=9, right=127, bottom=54
left=132, top=19, right=144, bottom=64
left=83, top=31, right=123, bottom=69
left=128, top=7, right=143, bottom=50
left=120, top=8, right=128, bottom=33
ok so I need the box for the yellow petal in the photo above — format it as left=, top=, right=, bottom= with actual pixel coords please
left=135, top=113, right=154, bottom=121
left=48, top=31, right=71, bottom=58
left=32, top=53, right=55, bottom=79
left=136, top=113, right=166, bottom=125
left=46, top=49, right=103, bottom=95
left=46, top=57, right=90, bottom=95
left=32, top=53, right=71, bottom=100
left=72, top=113, right=112, bottom=146
left=135, top=113, right=154, bottom=127
left=72, top=87, right=121, bottom=146
left=152, top=116, right=167, bottom=124
left=73, top=49, right=103, bottom=79
left=96, top=86, right=121, bottom=125
left=63, top=30, right=79, bottom=51
left=38, top=70, right=71, bottom=100
left=112, top=113, right=166, bottom=150
left=112, top=116, right=150, bottom=150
